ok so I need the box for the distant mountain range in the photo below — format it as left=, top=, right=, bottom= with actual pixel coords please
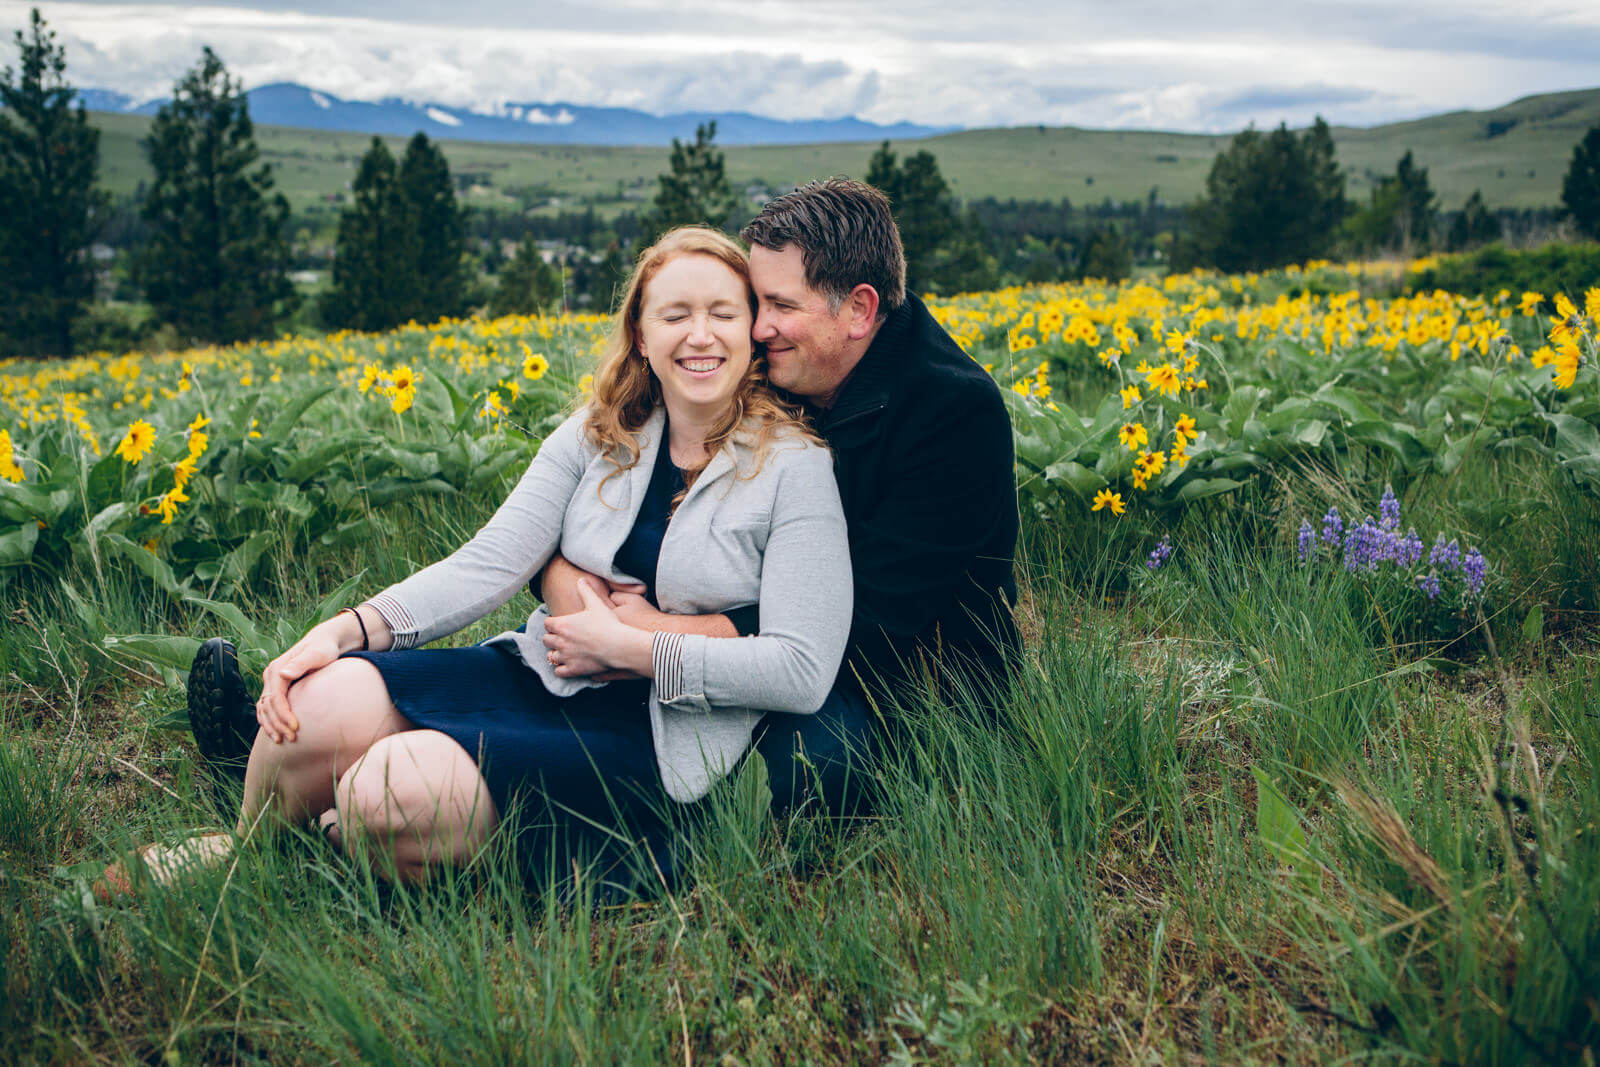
left=77, top=83, right=951, bottom=147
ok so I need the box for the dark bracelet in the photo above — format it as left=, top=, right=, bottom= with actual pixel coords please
left=340, top=606, right=369, bottom=651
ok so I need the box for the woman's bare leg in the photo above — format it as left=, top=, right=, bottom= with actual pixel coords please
left=238, top=657, right=411, bottom=833
left=334, top=729, right=499, bottom=882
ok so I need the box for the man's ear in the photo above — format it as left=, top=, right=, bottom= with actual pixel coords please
left=844, top=284, right=880, bottom=339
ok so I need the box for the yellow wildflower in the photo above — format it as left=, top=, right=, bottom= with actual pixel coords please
left=1173, top=413, right=1198, bottom=445
left=154, top=486, right=189, bottom=525
left=1145, top=362, right=1181, bottom=397
left=1588, top=287, right=1600, bottom=323
left=0, top=429, right=24, bottom=482
left=578, top=374, right=594, bottom=395
left=1552, top=340, right=1581, bottom=389
left=1120, top=385, right=1141, bottom=409
left=1137, top=449, right=1167, bottom=477
left=1119, top=422, right=1149, bottom=453
left=358, top=363, right=382, bottom=393
left=522, top=351, right=550, bottom=380
left=1519, top=291, right=1544, bottom=316
left=114, top=419, right=157, bottom=464
left=1091, top=489, right=1126, bottom=515
left=172, top=455, right=198, bottom=490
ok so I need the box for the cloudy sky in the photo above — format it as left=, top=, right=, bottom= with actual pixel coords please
left=5, top=0, right=1598, bottom=132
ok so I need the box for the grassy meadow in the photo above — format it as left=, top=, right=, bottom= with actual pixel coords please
left=1, top=262, right=1598, bottom=1062
left=87, top=86, right=1600, bottom=217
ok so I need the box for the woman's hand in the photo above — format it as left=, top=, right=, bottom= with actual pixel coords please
left=543, top=580, right=653, bottom=678
left=256, top=608, right=382, bottom=743
left=257, top=625, right=341, bottom=743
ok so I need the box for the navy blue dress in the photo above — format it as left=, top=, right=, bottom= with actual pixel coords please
left=343, top=441, right=687, bottom=888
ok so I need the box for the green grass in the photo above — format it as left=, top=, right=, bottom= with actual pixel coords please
left=1, top=440, right=1597, bottom=1061
left=88, top=87, right=1600, bottom=218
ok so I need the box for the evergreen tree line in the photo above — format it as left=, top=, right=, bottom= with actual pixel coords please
left=5, top=4, right=1600, bottom=358
left=1176, top=120, right=1600, bottom=273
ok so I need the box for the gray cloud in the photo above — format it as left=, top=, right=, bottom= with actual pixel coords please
left=7, top=0, right=1595, bottom=132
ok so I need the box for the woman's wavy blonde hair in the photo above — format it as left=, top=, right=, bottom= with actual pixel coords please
left=584, top=225, right=817, bottom=505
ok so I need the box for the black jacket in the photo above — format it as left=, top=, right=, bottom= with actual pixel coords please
left=816, top=294, right=1020, bottom=702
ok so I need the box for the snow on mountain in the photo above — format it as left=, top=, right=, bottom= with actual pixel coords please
left=78, top=81, right=951, bottom=146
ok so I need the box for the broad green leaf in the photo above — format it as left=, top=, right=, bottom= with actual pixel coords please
left=1042, top=460, right=1106, bottom=497
left=1173, top=477, right=1243, bottom=503
left=0, top=521, right=39, bottom=568
left=103, top=533, right=186, bottom=598
left=1252, top=766, right=1311, bottom=870
left=218, top=532, right=274, bottom=587
left=1521, top=604, right=1544, bottom=646
left=312, top=572, right=367, bottom=625
left=186, top=596, right=260, bottom=647
left=263, top=384, right=337, bottom=442
left=103, top=633, right=202, bottom=673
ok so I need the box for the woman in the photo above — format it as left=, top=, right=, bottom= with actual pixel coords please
left=118, top=226, right=851, bottom=893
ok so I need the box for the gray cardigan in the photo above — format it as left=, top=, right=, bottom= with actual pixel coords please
left=364, top=405, right=852, bottom=802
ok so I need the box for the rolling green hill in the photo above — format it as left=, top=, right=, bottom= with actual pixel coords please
left=89, top=87, right=1600, bottom=216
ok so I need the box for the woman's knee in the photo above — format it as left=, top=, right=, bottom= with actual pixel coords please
left=284, top=659, right=404, bottom=758
left=335, top=730, right=497, bottom=843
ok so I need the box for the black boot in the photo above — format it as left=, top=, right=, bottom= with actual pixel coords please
left=186, top=638, right=258, bottom=791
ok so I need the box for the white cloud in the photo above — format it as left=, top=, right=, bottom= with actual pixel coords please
left=4, top=0, right=1595, bottom=131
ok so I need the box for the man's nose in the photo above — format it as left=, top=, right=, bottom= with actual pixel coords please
left=751, top=310, right=776, bottom=341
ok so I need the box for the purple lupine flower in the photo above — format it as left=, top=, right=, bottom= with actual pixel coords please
left=1418, top=571, right=1443, bottom=600
left=1343, top=517, right=1385, bottom=572
left=1429, top=536, right=1462, bottom=574
left=1322, top=506, right=1344, bottom=546
left=1297, top=519, right=1315, bottom=563
left=1146, top=535, right=1173, bottom=570
left=1462, top=548, right=1487, bottom=596
left=1396, top=529, right=1424, bottom=569
left=1374, top=524, right=1401, bottom=565
left=1379, top=484, right=1401, bottom=531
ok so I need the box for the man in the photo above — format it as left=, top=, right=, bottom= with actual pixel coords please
left=543, top=178, right=1019, bottom=814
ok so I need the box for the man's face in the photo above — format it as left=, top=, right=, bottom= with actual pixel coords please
left=748, top=244, right=856, bottom=403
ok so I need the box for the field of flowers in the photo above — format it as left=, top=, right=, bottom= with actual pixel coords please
left=2, top=261, right=1595, bottom=605
left=2, top=261, right=1599, bottom=1063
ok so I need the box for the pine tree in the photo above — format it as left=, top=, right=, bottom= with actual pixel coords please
left=1078, top=225, right=1133, bottom=281
left=137, top=48, right=295, bottom=344
left=489, top=232, right=563, bottom=318
left=320, top=137, right=417, bottom=331
left=0, top=9, right=108, bottom=357
left=398, top=131, right=466, bottom=322
left=1188, top=120, right=1348, bottom=272
left=1390, top=150, right=1438, bottom=251
left=1447, top=190, right=1501, bottom=251
left=866, top=141, right=984, bottom=293
left=1562, top=124, right=1600, bottom=240
left=643, top=121, right=740, bottom=240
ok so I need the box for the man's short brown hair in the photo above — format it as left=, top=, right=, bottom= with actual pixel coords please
left=740, top=178, right=906, bottom=318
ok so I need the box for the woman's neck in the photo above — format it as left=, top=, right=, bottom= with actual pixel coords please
left=662, top=399, right=723, bottom=467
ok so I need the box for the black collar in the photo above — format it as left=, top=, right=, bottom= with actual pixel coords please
left=819, top=295, right=916, bottom=430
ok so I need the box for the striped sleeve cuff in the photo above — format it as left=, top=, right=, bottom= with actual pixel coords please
left=363, top=593, right=420, bottom=651
left=652, top=631, right=686, bottom=702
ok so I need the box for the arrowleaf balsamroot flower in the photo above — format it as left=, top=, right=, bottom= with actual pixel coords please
left=1119, top=422, right=1149, bottom=452
left=0, top=430, right=24, bottom=483
left=114, top=420, right=156, bottom=464
left=1092, top=489, right=1126, bottom=515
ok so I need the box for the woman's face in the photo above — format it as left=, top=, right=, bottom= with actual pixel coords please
left=636, top=253, right=754, bottom=424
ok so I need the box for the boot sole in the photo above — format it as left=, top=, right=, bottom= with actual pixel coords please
left=187, top=638, right=256, bottom=783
